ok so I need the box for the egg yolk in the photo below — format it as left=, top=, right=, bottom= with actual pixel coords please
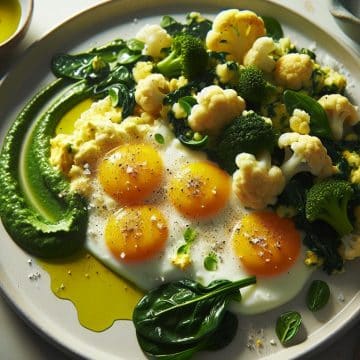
left=232, top=211, right=301, bottom=276
left=105, top=205, right=168, bottom=262
left=98, top=144, right=163, bottom=205
left=168, top=161, right=231, bottom=219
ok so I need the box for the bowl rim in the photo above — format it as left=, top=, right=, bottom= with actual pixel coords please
left=330, top=0, right=360, bottom=25
left=0, top=0, right=34, bottom=49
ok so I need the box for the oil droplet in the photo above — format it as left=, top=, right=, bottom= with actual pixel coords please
left=0, top=0, right=21, bottom=44
left=38, top=250, right=143, bottom=332
left=56, top=98, right=93, bottom=135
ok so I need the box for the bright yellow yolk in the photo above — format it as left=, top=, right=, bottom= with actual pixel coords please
left=168, top=161, right=231, bottom=219
left=232, top=211, right=301, bottom=276
left=98, top=144, right=163, bottom=205
left=105, top=205, right=168, bottom=262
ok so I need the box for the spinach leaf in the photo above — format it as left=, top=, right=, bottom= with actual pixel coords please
left=51, top=54, right=110, bottom=81
left=136, top=311, right=237, bottom=359
left=106, top=84, right=135, bottom=118
left=303, top=222, right=344, bottom=274
left=160, top=15, right=184, bottom=36
left=276, top=311, right=302, bottom=345
left=306, top=280, right=330, bottom=311
left=133, top=277, right=256, bottom=354
left=261, top=16, right=284, bottom=40
left=178, top=134, right=209, bottom=149
left=283, top=90, right=333, bottom=139
left=160, top=13, right=212, bottom=39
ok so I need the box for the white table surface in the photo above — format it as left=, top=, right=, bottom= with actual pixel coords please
left=0, top=0, right=359, bottom=359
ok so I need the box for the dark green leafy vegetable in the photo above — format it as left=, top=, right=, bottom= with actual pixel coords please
left=51, top=54, right=110, bottom=81
left=283, top=90, right=333, bottom=139
left=178, top=96, right=197, bottom=116
left=160, top=13, right=212, bottom=40
left=106, top=84, right=135, bottom=118
left=51, top=38, right=143, bottom=81
left=133, top=277, right=256, bottom=358
left=303, top=222, right=344, bottom=274
left=306, top=280, right=330, bottom=311
left=178, top=134, right=209, bottom=149
left=276, top=311, right=302, bottom=345
left=137, top=311, right=237, bottom=359
left=261, top=16, right=284, bottom=40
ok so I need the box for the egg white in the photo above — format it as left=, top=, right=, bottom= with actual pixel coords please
left=85, top=121, right=314, bottom=315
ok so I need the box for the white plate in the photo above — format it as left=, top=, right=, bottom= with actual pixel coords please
left=0, top=0, right=359, bottom=359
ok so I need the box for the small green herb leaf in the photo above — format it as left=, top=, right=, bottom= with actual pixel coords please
left=283, top=90, right=333, bottom=139
left=183, top=227, right=197, bottom=243
left=276, top=311, right=302, bottom=345
left=155, top=133, right=165, bottom=144
left=204, top=252, right=218, bottom=271
left=306, top=280, right=330, bottom=311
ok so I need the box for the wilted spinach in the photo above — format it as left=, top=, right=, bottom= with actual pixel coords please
left=261, top=16, right=284, bottom=40
left=160, top=13, right=212, bottom=40
left=133, top=277, right=256, bottom=359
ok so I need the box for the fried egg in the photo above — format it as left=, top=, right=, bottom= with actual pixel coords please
left=85, top=120, right=313, bottom=315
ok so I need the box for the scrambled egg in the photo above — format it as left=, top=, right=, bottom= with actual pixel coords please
left=50, top=97, right=154, bottom=195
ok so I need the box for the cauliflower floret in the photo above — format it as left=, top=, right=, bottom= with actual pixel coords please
left=132, top=61, right=154, bottom=83
left=188, top=85, right=245, bottom=135
left=172, top=102, right=188, bottom=119
left=169, top=76, right=188, bottom=92
left=272, top=37, right=296, bottom=59
left=343, top=150, right=360, bottom=183
left=278, top=132, right=336, bottom=180
left=243, top=36, right=277, bottom=73
left=318, top=94, right=359, bottom=140
left=206, top=9, right=265, bottom=64
left=341, top=205, right=360, bottom=260
left=135, top=73, right=170, bottom=115
left=289, top=109, right=311, bottom=135
left=232, top=152, right=286, bottom=209
left=135, top=24, right=172, bottom=59
left=340, top=234, right=360, bottom=260
left=216, top=62, right=239, bottom=85
left=274, top=53, right=313, bottom=90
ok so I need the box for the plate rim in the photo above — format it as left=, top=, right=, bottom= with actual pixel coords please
left=0, top=0, right=359, bottom=359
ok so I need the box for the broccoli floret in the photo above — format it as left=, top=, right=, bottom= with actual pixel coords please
left=305, top=179, right=354, bottom=236
left=215, top=110, right=277, bottom=173
left=155, top=34, right=208, bottom=80
left=237, top=65, right=275, bottom=105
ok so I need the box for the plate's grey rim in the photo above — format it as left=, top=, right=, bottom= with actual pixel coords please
left=0, top=0, right=359, bottom=359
